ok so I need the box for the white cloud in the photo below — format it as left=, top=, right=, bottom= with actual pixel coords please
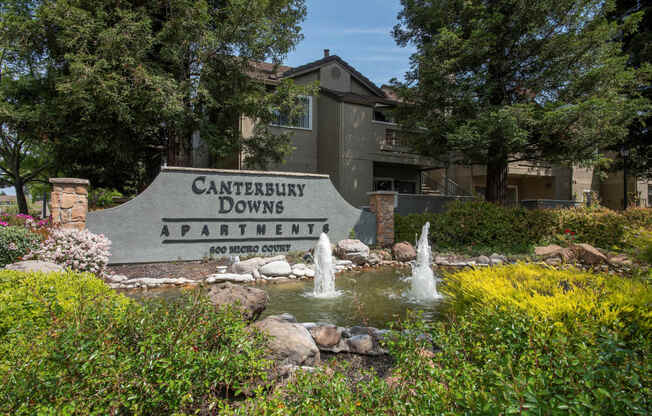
left=339, top=27, right=392, bottom=35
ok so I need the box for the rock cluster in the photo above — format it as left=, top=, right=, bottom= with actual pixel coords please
left=433, top=253, right=508, bottom=268
left=534, top=243, right=634, bottom=273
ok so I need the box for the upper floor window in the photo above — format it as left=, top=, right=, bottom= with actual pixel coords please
left=271, top=96, right=312, bottom=130
left=373, top=107, right=396, bottom=124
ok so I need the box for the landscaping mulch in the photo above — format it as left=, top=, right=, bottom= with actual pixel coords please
left=108, top=259, right=229, bottom=281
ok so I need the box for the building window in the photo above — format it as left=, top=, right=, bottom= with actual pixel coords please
left=395, top=180, right=416, bottom=194
left=648, top=185, right=652, bottom=207
left=373, top=107, right=396, bottom=123
left=373, top=178, right=417, bottom=194
left=271, top=96, right=312, bottom=130
left=373, top=178, right=394, bottom=191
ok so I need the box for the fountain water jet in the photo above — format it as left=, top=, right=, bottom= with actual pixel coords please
left=313, top=233, right=338, bottom=298
left=409, top=222, right=441, bottom=300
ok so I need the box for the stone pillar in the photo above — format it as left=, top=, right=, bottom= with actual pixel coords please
left=368, top=191, right=397, bottom=247
left=49, top=178, right=89, bottom=230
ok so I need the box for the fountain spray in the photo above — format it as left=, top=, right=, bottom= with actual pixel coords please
left=409, top=222, right=441, bottom=300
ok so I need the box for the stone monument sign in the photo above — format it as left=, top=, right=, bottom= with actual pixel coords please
left=86, top=167, right=376, bottom=264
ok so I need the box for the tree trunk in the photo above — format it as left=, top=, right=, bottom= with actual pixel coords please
left=485, top=157, right=509, bottom=204
left=167, top=130, right=192, bottom=167
left=14, top=177, right=29, bottom=215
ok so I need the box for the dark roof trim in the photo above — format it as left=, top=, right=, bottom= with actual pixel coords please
left=283, top=55, right=386, bottom=98
left=320, top=87, right=398, bottom=107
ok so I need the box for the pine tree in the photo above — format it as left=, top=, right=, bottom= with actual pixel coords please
left=393, top=0, right=651, bottom=202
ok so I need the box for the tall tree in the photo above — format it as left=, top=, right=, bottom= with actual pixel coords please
left=0, top=0, right=54, bottom=214
left=606, top=0, right=651, bottom=179
left=392, top=0, right=651, bottom=202
left=2, top=0, right=311, bottom=193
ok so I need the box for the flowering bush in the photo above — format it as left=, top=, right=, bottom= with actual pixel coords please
left=0, top=226, right=41, bottom=267
left=26, top=228, right=111, bottom=275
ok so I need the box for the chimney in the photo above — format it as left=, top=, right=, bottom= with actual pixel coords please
left=324, top=49, right=330, bottom=57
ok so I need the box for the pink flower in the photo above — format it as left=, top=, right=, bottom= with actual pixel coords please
left=0, top=221, right=8, bottom=227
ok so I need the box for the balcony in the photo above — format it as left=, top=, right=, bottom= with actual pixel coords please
left=380, top=129, right=413, bottom=153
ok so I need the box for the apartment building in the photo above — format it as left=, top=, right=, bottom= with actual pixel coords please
left=195, top=51, right=649, bottom=210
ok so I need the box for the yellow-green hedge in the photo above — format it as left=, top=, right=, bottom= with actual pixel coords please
left=444, top=263, right=652, bottom=332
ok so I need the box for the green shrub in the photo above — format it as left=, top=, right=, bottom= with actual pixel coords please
left=228, top=266, right=651, bottom=415
left=395, top=200, right=556, bottom=253
left=395, top=201, right=652, bottom=254
left=0, top=270, right=270, bottom=414
left=89, top=187, right=123, bottom=209
left=0, top=226, right=40, bottom=266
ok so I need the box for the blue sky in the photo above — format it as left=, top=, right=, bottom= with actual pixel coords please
left=284, top=0, right=414, bottom=87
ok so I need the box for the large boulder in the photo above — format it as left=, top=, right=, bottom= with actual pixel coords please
left=572, top=243, right=607, bottom=265
left=260, top=260, right=292, bottom=277
left=392, top=242, right=417, bottom=262
left=253, top=315, right=320, bottom=366
left=207, top=282, right=269, bottom=321
left=534, top=244, right=564, bottom=257
left=4, top=260, right=64, bottom=273
left=309, top=324, right=341, bottom=348
left=232, top=257, right=265, bottom=274
left=334, top=239, right=370, bottom=265
left=534, top=245, right=575, bottom=262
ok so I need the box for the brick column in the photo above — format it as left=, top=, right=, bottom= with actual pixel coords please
left=49, top=178, right=89, bottom=230
left=368, top=191, right=397, bottom=247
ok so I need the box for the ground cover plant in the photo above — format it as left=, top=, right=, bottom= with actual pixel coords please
left=224, top=264, right=650, bottom=415
left=395, top=200, right=652, bottom=254
left=0, top=270, right=271, bottom=415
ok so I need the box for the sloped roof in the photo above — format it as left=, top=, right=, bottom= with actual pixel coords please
left=246, top=61, right=293, bottom=84
left=320, top=87, right=397, bottom=107
left=283, top=55, right=386, bottom=98
left=381, top=85, right=402, bottom=102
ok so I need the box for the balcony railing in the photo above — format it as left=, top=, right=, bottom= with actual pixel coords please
left=380, top=129, right=413, bottom=151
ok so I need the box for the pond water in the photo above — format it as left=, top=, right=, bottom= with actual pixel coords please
left=125, top=267, right=446, bottom=328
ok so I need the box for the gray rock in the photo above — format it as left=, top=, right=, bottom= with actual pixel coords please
left=277, top=313, right=297, bottom=323
left=347, top=334, right=374, bottom=354
left=334, top=239, right=370, bottom=265
left=545, top=257, right=562, bottom=266
left=122, top=277, right=196, bottom=287
left=4, top=260, right=64, bottom=273
left=309, top=324, right=342, bottom=348
left=291, top=263, right=307, bottom=276
left=232, top=257, right=266, bottom=274
left=260, top=260, right=292, bottom=277
left=572, top=243, right=608, bottom=265
left=206, top=273, right=254, bottom=283
left=476, top=255, right=490, bottom=265
left=489, top=253, right=504, bottom=265
left=367, top=252, right=381, bottom=265
left=253, top=315, right=320, bottom=366
left=304, top=269, right=315, bottom=278
left=106, top=274, right=128, bottom=283
left=392, top=242, right=417, bottom=262
left=207, top=282, right=268, bottom=321
left=434, top=255, right=449, bottom=265
left=262, top=255, right=287, bottom=265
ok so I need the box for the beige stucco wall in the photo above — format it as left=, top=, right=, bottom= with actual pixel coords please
left=317, top=94, right=341, bottom=185
left=350, top=78, right=375, bottom=96
left=319, top=62, right=351, bottom=92
left=336, top=102, right=435, bottom=206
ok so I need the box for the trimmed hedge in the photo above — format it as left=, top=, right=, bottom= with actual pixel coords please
left=395, top=200, right=652, bottom=253
left=0, top=271, right=270, bottom=414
